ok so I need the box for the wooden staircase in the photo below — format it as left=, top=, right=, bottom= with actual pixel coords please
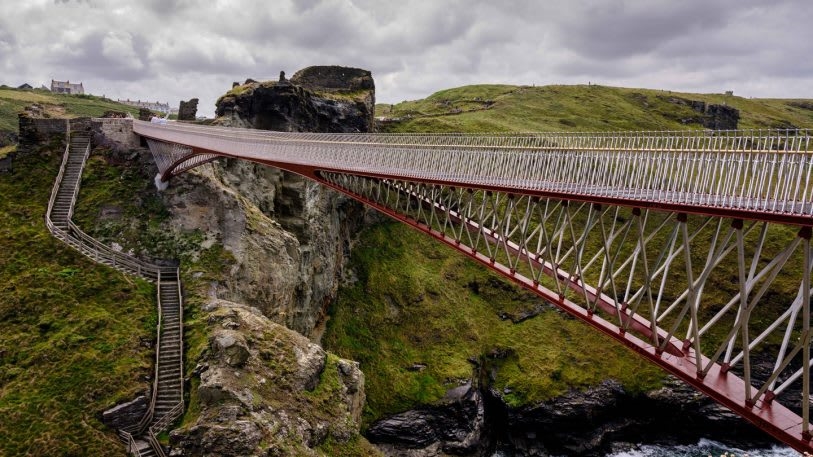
left=46, top=131, right=184, bottom=457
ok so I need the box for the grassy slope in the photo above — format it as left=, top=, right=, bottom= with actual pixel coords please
left=326, top=84, right=813, bottom=425
left=0, top=88, right=141, bottom=132
left=0, top=142, right=154, bottom=456
left=376, top=84, right=813, bottom=132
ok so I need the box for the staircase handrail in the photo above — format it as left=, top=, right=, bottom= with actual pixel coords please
left=150, top=400, right=184, bottom=435
left=44, top=139, right=72, bottom=233
left=177, top=268, right=184, bottom=404
left=145, top=429, right=168, bottom=457
left=66, top=137, right=90, bottom=221
left=65, top=220, right=165, bottom=280
left=118, top=430, right=145, bottom=457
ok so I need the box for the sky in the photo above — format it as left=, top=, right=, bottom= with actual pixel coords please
left=1, top=0, right=811, bottom=118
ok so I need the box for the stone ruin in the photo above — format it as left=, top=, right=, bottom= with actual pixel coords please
left=178, top=98, right=199, bottom=121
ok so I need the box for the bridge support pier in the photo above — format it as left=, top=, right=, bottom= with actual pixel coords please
left=154, top=174, right=169, bottom=191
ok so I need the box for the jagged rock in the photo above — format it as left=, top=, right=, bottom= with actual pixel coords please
left=367, top=383, right=485, bottom=456
left=662, top=96, right=740, bottom=129
left=102, top=395, right=149, bottom=430
left=184, top=66, right=373, bottom=335
left=487, top=376, right=773, bottom=456
left=703, top=103, right=739, bottom=130
left=170, top=299, right=372, bottom=456
left=215, top=65, right=374, bottom=133
left=212, top=332, right=250, bottom=367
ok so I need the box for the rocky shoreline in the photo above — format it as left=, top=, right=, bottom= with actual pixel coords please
left=367, top=374, right=777, bottom=457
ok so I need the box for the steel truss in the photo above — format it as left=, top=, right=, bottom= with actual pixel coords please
left=138, top=123, right=813, bottom=452
left=318, top=171, right=813, bottom=452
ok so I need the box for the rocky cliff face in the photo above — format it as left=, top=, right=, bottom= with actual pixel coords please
left=172, top=66, right=373, bottom=336
left=169, top=299, right=374, bottom=456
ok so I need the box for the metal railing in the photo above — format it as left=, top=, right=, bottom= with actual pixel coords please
left=134, top=120, right=813, bottom=220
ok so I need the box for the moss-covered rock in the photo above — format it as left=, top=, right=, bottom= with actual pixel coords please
left=170, top=299, right=379, bottom=457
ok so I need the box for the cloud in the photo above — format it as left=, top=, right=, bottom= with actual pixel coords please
left=0, top=0, right=810, bottom=117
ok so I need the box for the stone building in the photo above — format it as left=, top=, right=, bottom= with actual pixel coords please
left=51, top=79, right=84, bottom=94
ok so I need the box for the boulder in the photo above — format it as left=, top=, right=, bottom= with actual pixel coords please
left=367, top=383, right=486, bottom=455
left=102, top=395, right=149, bottom=431
left=169, top=299, right=372, bottom=456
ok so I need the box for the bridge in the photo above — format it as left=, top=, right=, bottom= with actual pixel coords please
left=134, top=119, right=813, bottom=453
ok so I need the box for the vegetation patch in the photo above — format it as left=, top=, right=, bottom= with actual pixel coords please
left=377, top=84, right=813, bottom=133
left=0, top=142, right=154, bottom=455
left=0, top=144, right=14, bottom=158
left=324, top=222, right=663, bottom=423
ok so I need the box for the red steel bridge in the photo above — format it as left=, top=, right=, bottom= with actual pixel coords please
left=134, top=119, right=813, bottom=452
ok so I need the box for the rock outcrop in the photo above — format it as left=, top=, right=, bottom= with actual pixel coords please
left=215, top=65, right=374, bottom=133
left=183, top=66, right=373, bottom=335
left=367, top=384, right=486, bottom=456
left=149, top=68, right=377, bottom=455
left=169, top=299, right=375, bottom=456
left=369, top=376, right=773, bottom=456
left=661, top=96, right=740, bottom=129
left=178, top=98, right=199, bottom=121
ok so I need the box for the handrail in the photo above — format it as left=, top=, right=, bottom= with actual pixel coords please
left=66, top=221, right=164, bottom=280
left=118, top=430, right=144, bottom=457
left=45, top=140, right=71, bottom=229
left=135, top=120, right=813, bottom=222
left=176, top=267, right=184, bottom=404
left=150, top=401, right=184, bottom=435
left=147, top=270, right=163, bottom=432
left=145, top=429, right=167, bottom=457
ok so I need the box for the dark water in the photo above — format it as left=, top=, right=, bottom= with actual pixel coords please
left=492, top=439, right=798, bottom=457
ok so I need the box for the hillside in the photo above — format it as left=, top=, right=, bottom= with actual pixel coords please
left=0, top=143, right=154, bottom=455
left=0, top=90, right=158, bottom=455
left=0, top=87, right=142, bottom=134
left=376, top=84, right=813, bottom=132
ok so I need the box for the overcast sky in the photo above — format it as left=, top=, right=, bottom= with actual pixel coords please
left=1, top=0, right=810, bottom=117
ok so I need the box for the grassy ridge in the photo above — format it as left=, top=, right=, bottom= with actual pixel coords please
left=0, top=88, right=141, bottom=132
left=327, top=84, right=813, bottom=426
left=0, top=143, right=153, bottom=456
left=377, top=84, right=813, bottom=132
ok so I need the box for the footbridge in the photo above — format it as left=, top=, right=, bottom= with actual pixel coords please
left=135, top=120, right=813, bottom=452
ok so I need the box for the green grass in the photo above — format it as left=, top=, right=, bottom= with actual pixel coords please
left=0, top=144, right=13, bottom=159
left=0, top=141, right=154, bottom=456
left=377, top=84, right=813, bottom=133
left=0, top=88, right=141, bottom=132
left=324, top=222, right=663, bottom=423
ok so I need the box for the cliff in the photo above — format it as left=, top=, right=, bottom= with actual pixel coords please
left=157, top=67, right=375, bottom=455
left=198, top=66, right=373, bottom=336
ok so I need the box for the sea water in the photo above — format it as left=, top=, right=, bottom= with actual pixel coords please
left=603, top=439, right=797, bottom=457
left=491, top=438, right=798, bottom=457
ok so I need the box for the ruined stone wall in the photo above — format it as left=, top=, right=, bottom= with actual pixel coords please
left=91, top=118, right=139, bottom=147
left=17, top=116, right=67, bottom=153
